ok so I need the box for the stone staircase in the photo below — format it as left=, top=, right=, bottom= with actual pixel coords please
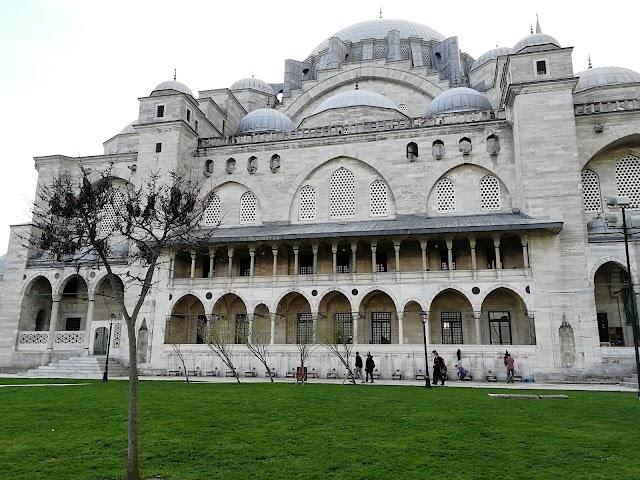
left=620, top=374, right=639, bottom=388
left=24, top=356, right=128, bottom=378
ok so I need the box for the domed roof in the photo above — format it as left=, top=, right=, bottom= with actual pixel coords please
left=152, top=80, right=193, bottom=96
left=513, top=33, right=560, bottom=53
left=237, top=109, right=295, bottom=134
left=119, top=120, right=138, bottom=135
left=425, top=87, right=492, bottom=117
left=313, top=89, right=400, bottom=115
left=310, top=19, right=445, bottom=57
left=230, top=77, right=274, bottom=95
left=574, top=66, right=640, bottom=93
left=471, top=47, right=513, bottom=71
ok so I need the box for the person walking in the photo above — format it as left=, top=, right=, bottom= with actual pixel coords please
left=504, top=352, right=515, bottom=383
left=355, top=351, right=363, bottom=382
left=432, top=351, right=446, bottom=386
left=365, top=352, right=375, bottom=383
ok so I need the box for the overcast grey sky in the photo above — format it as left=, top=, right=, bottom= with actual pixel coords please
left=1, top=0, right=639, bottom=253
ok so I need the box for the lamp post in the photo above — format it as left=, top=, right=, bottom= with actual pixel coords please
left=605, top=196, right=640, bottom=400
left=102, top=313, right=116, bottom=382
left=420, top=313, right=432, bottom=388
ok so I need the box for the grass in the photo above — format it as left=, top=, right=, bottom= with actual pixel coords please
left=0, top=378, right=638, bottom=479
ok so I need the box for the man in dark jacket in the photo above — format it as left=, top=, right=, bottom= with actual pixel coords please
left=365, top=352, right=375, bottom=383
left=355, top=351, right=363, bottom=382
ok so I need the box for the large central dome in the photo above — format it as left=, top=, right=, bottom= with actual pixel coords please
left=309, top=19, right=446, bottom=57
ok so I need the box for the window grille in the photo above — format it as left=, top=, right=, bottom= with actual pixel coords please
left=100, top=190, right=125, bottom=236
left=441, top=311, right=463, bottom=344
left=336, top=253, right=349, bottom=273
left=330, top=167, right=355, bottom=218
left=615, top=155, right=640, bottom=208
left=196, top=314, right=207, bottom=344
left=375, top=45, right=386, bottom=59
left=240, top=191, right=257, bottom=224
left=299, top=185, right=316, bottom=220
left=299, top=254, right=313, bottom=274
left=156, top=105, right=164, bottom=118
left=203, top=194, right=221, bottom=226
left=375, top=252, right=387, bottom=272
left=351, top=47, right=362, bottom=61
left=371, top=312, right=391, bottom=344
left=436, top=178, right=456, bottom=212
left=421, top=49, right=431, bottom=66
left=370, top=180, right=388, bottom=216
left=398, top=103, right=408, bottom=113
left=480, top=175, right=501, bottom=210
left=334, top=313, right=353, bottom=344
left=297, top=313, right=314, bottom=344
left=488, top=311, right=512, bottom=345
left=235, top=314, right=249, bottom=344
left=400, top=45, right=409, bottom=60
left=581, top=170, right=602, bottom=212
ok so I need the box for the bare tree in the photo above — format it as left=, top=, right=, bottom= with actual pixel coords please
left=295, top=314, right=318, bottom=384
left=198, top=316, right=241, bottom=384
left=164, top=319, right=190, bottom=383
left=29, top=163, right=211, bottom=480
left=318, top=312, right=360, bottom=385
left=247, top=319, right=274, bottom=382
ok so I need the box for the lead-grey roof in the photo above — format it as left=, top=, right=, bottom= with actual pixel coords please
left=237, top=108, right=295, bottom=134
left=471, top=47, right=513, bottom=71
left=230, top=77, right=274, bottom=95
left=310, top=19, right=446, bottom=57
left=119, top=120, right=138, bottom=135
left=425, top=87, right=492, bottom=117
left=313, top=89, right=400, bottom=115
left=152, top=80, right=194, bottom=97
left=574, top=66, right=640, bottom=93
left=202, top=213, right=562, bottom=243
left=513, top=33, right=560, bottom=53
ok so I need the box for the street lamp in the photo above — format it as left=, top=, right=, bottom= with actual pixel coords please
left=420, top=312, right=432, bottom=388
left=605, top=195, right=640, bottom=400
left=102, top=313, right=116, bottom=382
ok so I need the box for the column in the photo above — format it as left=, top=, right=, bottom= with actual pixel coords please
left=47, top=295, right=61, bottom=351
left=521, top=235, right=530, bottom=271
left=312, top=243, right=319, bottom=275
left=249, top=247, right=255, bottom=277
left=247, top=313, right=254, bottom=344
left=493, top=235, right=502, bottom=278
left=293, top=245, right=299, bottom=278
left=422, top=312, right=431, bottom=345
left=352, top=312, right=359, bottom=344
left=168, top=250, right=176, bottom=285
left=331, top=243, right=338, bottom=275
left=227, top=246, right=234, bottom=278
left=394, top=240, right=401, bottom=280
left=190, top=250, right=197, bottom=279
left=271, top=245, right=279, bottom=277
left=528, top=312, right=537, bottom=344
left=351, top=242, right=357, bottom=276
left=469, top=236, right=477, bottom=279
left=270, top=313, right=277, bottom=345
left=474, top=311, right=482, bottom=345
left=397, top=311, right=404, bottom=345
left=208, top=248, right=216, bottom=279
left=420, top=239, right=428, bottom=281
left=446, top=237, right=454, bottom=280
left=371, top=242, right=377, bottom=278
left=312, top=313, right=318, bottom=343
left=83, top=295, right=95, bottom=354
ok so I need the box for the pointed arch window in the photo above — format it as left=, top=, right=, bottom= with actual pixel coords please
left=203, top=194, right=221, bottom=226
left=480, top=175, right=501, bottom=211
left=99, top=190, right=126, bottom=236
left=581, top=169, right=602, bottom=212
left=615, top=155, right=640, bottom=208
left=330, top=167, right=355, bottom=219
left=370, top=180, right=388, bottom=217
left=240, top=191, right=257, bottom=224
left=436, top=178, right=456, bottom=213
left=299, top=185, right=316, bottom=221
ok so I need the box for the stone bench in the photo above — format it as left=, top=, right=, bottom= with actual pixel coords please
left=326, top=372, right=338, bottom=379
left=392, top=372, right=403, bottom=380
left=486, top=375, right=497, bottom=382
left=168, top=370, right=181, bottom=376
left=204, top=370, right=218, bottom=377
left=244, top=371, right=256, bottom=377
left=225, top=371, right=236, bottom=377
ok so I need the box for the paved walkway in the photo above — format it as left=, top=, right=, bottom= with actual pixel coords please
left=0, top=372, right=635, bottom=393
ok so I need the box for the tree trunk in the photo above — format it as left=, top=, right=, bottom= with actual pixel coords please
left=127, top=319, right=140, bottom=480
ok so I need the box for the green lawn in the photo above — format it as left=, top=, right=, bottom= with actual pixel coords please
left=0, top=378, right=638, bottom=479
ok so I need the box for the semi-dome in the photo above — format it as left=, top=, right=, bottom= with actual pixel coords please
left=230, top=77, right=274, bottom=95
left=574, top=66, right=640, bottom=93
left=425, top=87, right=492, bottom=117
left=513, top=33, right=560, bottom=53
left=152, top=80, right=193, bottom=96
left=313, top=89, right=399, bottom=115
left=471, top=47, right=513, bottom=71
left=237, top=108, right=295, bottom=134
left=119, top=120, right=138, bottom=135
left=310, top=19, right=445, bottom=57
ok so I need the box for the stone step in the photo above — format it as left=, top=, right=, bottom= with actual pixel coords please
left=25, top=356, right=128, bottom=378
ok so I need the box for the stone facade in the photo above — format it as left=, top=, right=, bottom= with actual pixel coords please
left=1, top=18, right=639, bottom=382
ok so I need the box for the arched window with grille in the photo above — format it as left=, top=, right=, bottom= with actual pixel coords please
left=240, top=191, right=257, bottom=224
left=615, top=155, right=640, bottom=208
left=330, top=167, right=355, bottom=219
left=299, top=185, right=316, bottom=221
left=436, top=178, right=456, bottom=213
left=581, top=169, right=602, bottom=212
left=203, top=194, right=221, bottom=226
left=370, top=180, right=388, bottom=217
left=100, top=190, right=126, bottom=236
left=480, top=175, right=501, bottom=211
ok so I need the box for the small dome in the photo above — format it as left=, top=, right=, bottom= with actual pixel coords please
left=119, top=120, right=138, bottom=135
left=237, top=109, right=295, bottom=134
left=230, top=77, right=274, bottom=95
left=471, top=47, right=513, bottom=71
left=425, top=87, right=492, bottom=117
left=313, top=90, right=399, bottom=115
left=513, top=33, right=560, bottom=53
left=574, top=66, right=640, bottom=93
left=152, top=80, right=193, bottom=96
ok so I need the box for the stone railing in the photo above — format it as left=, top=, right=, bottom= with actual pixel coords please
left=54, top=331, right=85, bottom=344
left=19, top=331, right=49, bottom=345
left=575, top=98, right=640, bottom=116
left=197, top=110, right=505, bottom=148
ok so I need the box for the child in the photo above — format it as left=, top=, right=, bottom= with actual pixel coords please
left=456, top=364, right=467, bottom=380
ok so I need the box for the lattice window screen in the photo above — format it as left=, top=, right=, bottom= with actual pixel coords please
left=400, top=45, right=409, bottom=60
left=203, top=194, right=221, bottom=226
left=112, top=323, right=122, bottom=348
left=398, top=103, right=408, bottom=113
left=581, top=170, right=602, bottom=212
left=615, top=155, right=640, bottom=208
left=351, top=47, right=362, bottom=61
left=299, top=186, right=316, bottom=220
left=436, top=178, right=456, bottom=212
left=330, top=168, right=356, bottom=218
left=240, top=192, right=257, bottom=224
left=370, top=180, right=388, bottom=217
left=480, top=175, right=501, bottom=211
left=422, top=49, right=431, bottom=66
left=100, top=191, right=125, bottom=236
left=375, top=45, right=386, bottom=59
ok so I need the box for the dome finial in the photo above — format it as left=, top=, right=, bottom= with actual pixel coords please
left=379, top=7, right=382, bottom=19
left=588, top=54, right=592, bottom=69
left=535, top=13, right=542, bottom=34
left=252, top=72, right=255, bottom=78
left=530, top=23, right=533, bottom=34
left=174, top=68, right=176, bottom=81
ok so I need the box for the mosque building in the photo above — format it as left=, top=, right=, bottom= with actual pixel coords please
left=1, top=16, right=639, bottom=381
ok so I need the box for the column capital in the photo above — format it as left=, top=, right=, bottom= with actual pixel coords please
left=350, top=242, right=358, bottom=253
left=227, top=246, right=235, bottom=257
left=396, top=310, right=404, bottom=320
left=467, top=236, right=476, bottom=248
left=249, top=247, right=256, bottom=256
left=52, top=294, right=62, bottom=302
left=331, top=243, right=338, bottom=254
left=492, top=234, right=502, bottom=247
left=473, top=310, right=482, bottom=320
